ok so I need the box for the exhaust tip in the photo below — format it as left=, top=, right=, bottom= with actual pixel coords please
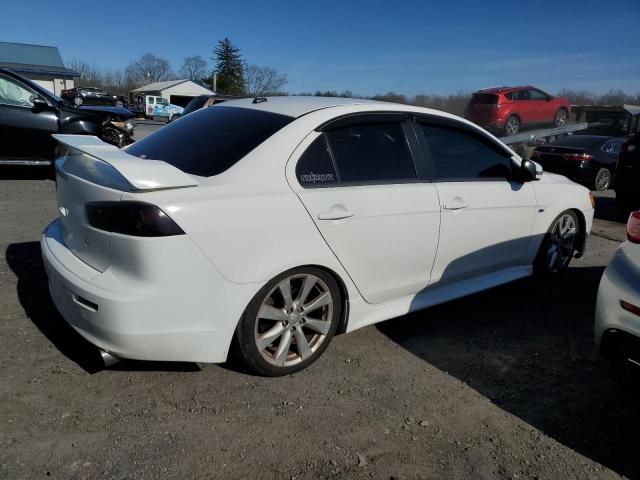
left=99, top=349, right=120, bottom=367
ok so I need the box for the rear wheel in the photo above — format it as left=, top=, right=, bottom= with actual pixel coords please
left=234, top=267, right=341, bottom=376
left=593, top=168, right=612, bottom=192
left=504, top=116, right=520, bottom=136
left=554, top=108, right=568, bottom=127
left=535, top=210, right=580, bottom=275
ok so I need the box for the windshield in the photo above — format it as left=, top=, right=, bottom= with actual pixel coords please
left=126, top=106, right=294, bottom=177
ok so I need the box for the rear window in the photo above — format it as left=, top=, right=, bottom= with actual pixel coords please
left=469, top=94, right=498, bottom=105
left=126, top=106, right=294, bottom=177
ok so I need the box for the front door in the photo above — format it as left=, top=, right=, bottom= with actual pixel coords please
left=0, top=73, right=58, bottom=163
left=288, top=118, right=441, bottom=305
left=414, top=120, right=537, bottom=285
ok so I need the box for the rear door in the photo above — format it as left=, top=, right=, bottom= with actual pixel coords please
left=288, top=115, right=441, bottom=305
left=511, top=89, right=533, bottom=124
left=0, top=72, right=58, bottom=162
left=414, top=117, right=537, bottom=285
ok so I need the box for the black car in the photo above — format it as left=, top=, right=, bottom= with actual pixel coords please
left=61, top=86, right=127, bottom=107
left=0, top=68, right=134, bottom=166
left=531, top=135, right=626, bottom=191
left=615, top=133, right=640, bottom=210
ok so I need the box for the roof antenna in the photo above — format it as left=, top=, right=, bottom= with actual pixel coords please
left=252, top=97, right=267, bottom=104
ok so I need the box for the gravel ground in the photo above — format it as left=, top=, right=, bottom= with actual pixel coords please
left=0, top=172, right=637, bottom=480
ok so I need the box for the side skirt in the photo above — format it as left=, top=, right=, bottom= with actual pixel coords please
left=345, top=265, right=533, bottom=333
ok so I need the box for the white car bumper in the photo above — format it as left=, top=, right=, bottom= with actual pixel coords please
left=41, top=219, right=257, bottom=363
left=595, top=241, right=640, bottom=360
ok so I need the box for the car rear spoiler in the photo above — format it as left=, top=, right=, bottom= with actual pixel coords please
left=53, top=134, right=198, bottom=191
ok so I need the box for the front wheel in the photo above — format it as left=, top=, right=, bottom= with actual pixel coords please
left=535, top=210, right=580, bottom=275
left=554, top=108, right=568, bottom=127
left=234, top=267, right=342, bottom=376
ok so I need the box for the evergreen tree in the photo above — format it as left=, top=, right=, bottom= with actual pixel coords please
left=212, top=38, right=245, bottom=95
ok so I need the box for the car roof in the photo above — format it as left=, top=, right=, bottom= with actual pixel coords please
left=474, top=86, right=533, bottom=94
left=215, top=96, right=386, bottom=118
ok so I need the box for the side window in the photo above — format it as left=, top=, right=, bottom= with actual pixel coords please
left=505, top=92, right=514, bottom=100
left=529, top=89, right=548, bottom=100
left=419, top=123, right=513, bottom=181
left=513, top=90, right=529, bottom=101
left=604, top=141, right=622, bottom=154
left=0, top=74, right=35, bottom=107
left=296, top=136, right=338, bottom=188
left=325, top=122, right=417, bottom=184
left=148, top=97, right=155, bottom=104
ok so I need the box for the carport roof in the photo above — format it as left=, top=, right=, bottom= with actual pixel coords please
left=0, top=42, right=79, bottom=78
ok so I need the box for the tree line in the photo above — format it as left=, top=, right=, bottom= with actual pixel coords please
left=68, top=39, right=640, bottom=114
left=67, top=38, right=288, bottom=97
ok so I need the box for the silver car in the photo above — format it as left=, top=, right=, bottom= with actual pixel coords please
left=595, top=211, right=640, bottom=367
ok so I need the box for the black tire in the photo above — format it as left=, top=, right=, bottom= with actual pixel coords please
left=504, top=115, right=520, bottom=136
left=115, top=100, right=124, bottom=107
left=534, top=210, right=580, bottom=276
left=593, top=168, right=612, bottom=192
left=169, top=114, right=181, bottom=123
left=554, top=108, right=569, bottom=128
left=233, top=267, right=342, bottom=376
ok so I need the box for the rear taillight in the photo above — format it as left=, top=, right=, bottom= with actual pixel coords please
left=620, top=142, right=636, bottom=153
left=564, top=153, right=594, bottom=161
left=85, top=201, right=184, bottom=237
left=627, top=211, right=640, bottom=243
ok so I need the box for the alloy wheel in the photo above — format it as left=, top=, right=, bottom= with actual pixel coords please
left=545, top=213, right=577, bottom=273
left=505, top=117, right=519, bottom=136
left=555, top=110, right=568, bottom=127
left=595, top=169, right=611, bottom=192
left=254, top=274, right=334, bottom=367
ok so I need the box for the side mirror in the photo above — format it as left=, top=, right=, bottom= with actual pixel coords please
left=32, top=97, right=49, bottom=110
left=518, top=159, right=540, bottom=182
left=546, top=96, right=553, bottom=102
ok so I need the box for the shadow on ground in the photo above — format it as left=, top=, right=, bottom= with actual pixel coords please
left=0, top=165, right=54, bottom=180
left=377, top=266, right=640, bottom=478
left=5, top=241, right=199, bottom=373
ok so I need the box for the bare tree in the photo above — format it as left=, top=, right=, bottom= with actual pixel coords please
left=179, top=55, right=207, bottom=81
left=244, top=65, right=288, bottom=96
left=125, top=54, right=174, bottom=85
left=66, top=59, right=136, bottom=95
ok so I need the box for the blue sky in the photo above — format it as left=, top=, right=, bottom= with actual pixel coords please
left=4, top=0, right=640, bottom=95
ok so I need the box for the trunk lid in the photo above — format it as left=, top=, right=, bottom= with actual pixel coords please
left=53, top=135, right=197, bottom=272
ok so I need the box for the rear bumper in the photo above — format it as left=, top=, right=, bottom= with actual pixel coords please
left=41, top=219, right=258, bottom=363
left=595, top=243, right=640, bottom=361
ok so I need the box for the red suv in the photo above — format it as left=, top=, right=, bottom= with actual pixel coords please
left=464, top=86, right=571, bottom=136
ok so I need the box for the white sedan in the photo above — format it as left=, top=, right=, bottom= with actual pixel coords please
left=42, top=97, right=594, bottom=376
left=595, top=212, right=640, bottom=368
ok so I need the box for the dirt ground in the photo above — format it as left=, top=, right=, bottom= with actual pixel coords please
left=0, top=171, right=638, bottom=480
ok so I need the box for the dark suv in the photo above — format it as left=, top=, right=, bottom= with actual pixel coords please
left=465, top=86, right=571, bottom=136
left=615, top=133, right=640, bottom=210
left=0, top=68, right=134, bottom=166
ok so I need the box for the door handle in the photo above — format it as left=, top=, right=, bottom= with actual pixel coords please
left=318, top=210, right=354, bottom=221
left=442, top=203, right=468, bottom=210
